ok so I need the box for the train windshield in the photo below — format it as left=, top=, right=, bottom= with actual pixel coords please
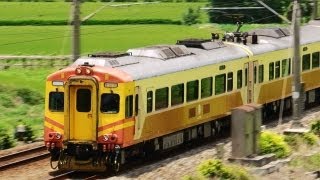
left=49, top=92, right=64, bottom=112
left=100, top=93, right=120, bottom=113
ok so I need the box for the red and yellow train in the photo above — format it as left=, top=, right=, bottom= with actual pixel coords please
left=44, top=20, right=320, bottom=171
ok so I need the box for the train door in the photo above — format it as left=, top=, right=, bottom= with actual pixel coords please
left=244, top=61, right=258, bottom=104
left=65, top=78, right=97, bottom=141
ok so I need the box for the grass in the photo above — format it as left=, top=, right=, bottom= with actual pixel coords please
left=0, top=24, right=288, bottom=55
left=0, top=67, right=58, bottom=138
left=290, top=153, right=320, bottom=171
left=0, top=2, right=208, bottom=22
left=0, top=24, right=218, bottom=55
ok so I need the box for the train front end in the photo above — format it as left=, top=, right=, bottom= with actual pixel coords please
left=44, top=60, right=134, bottom=171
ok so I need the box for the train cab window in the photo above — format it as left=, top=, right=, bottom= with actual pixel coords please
left=147, top=91, right=153, bottom=113
left=171, top=83, right=184, bottom=106
left=49, top=92, right=64, bottom=112
left=302, top=54, right=311, bottom=71
left=282, top=59, right=289, bottom=77
left=155, top=87, right=169, bottom=110
left=125, top=95, right=133, bottom=118
left=187, top=80, right=199, bottom=102
left=100, top=93, right=120, bottom=113
left=215, top=74, right=226, bottom=95
left=269, top=62, right=274, bottom=80
left=275, top=61, right=280, bottom=78
left=237, top=70, right=242, bottom=89
left=201, top=77, right=212, bottom=98
left=258, top=65, right=264, bottom=83
left=77, top=89, right=91, bottom=112
left=312, top=52, right=320, bottom=69
left=227, top=72, right=233, bottom=92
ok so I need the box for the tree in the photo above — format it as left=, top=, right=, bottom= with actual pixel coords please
left=183, top=7, right=201, bottom=25
left=208, top=0, right=312, bottom=23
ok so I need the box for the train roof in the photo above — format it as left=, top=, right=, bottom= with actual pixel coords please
left=73, top=20, right=320, bottom=81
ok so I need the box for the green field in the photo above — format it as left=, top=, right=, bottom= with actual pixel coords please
left=0, top=25, right=218, bottom=55
left=0, top=2, right=208, bottom=22
left=0, top=67, right=59, bottom=139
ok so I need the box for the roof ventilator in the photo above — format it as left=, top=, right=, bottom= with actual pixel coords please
left=88, top=52, right=131, bottom=58
left=176, top=39, right=225, bottom=50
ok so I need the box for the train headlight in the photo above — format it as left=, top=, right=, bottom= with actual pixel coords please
left=103, top=134, right=109, bottom=141
left=55, top=133, right=62, bottom=140
left=85, top=68, right=92, bottom=75
left=75, top=68, right=82, bottom=75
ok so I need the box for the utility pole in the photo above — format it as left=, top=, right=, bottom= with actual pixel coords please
left=312, top=0, right=318, bottom=20
left=72, top=0, right=81, bottom=62
left=292, top=0, right=303, bottom=126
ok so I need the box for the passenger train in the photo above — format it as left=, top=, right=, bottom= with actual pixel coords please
left=44, top=20, right=320, bottom=171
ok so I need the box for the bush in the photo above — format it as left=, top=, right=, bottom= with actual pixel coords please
left=24, top=124, right=36, bottom=142
left=197, top=159, right=250, bottom=180
left=182, top=7, right=200, bottom=25
left=0, top=94, right=15, bottom=108
left=259, top=131, right=291, bottom=158
left=311, top=120, right=320, bottom=135
left=16, top=88, right=44, bottom=105
left=0, top=128, right=15, bottom=150
left=302, top=132, right=319, bottom=146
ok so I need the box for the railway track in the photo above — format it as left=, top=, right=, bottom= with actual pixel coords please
left=0, top=145, right=50, bottom=171
left=49, top=170, right=99, bottom=180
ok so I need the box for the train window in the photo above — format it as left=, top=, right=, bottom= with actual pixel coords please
left=269, top=62, right=274, bottom=80
left=275, top=61, right=280, bottom=78
left=288, top=58, right=291, bottom=74
left=171, top=83, right=184, bottom=106
left=312, top=52, right=320, bottom=69
left=135, top=94, right=139, bottom=115
left=237, top=70, right=242, bottom=89
left=245, top=68, right=248, bottom=86
left=125, top=95, right=133, bottom=118
left=155, top=87, right=169, bottom=110
left=77, top=89, right=91, bottom=112
left=187, top=80, right=199, bottom=102
left=254, top=66, right=257, bottom=84
left=227, top=72, right=233, bottom=92
left=101, top=93, right=119, bottom=113
left=147, top=91, right=153, bottom=113
left=201, top=77, right=212, bottom=98
left=259, top=65, right=264, bottom=83
left=282, top=59, right=289, bottom=77
left=215, top=74, right=226, bottom=95
left=49, top=92, right=64, bottom=112
left=302, top=54, right=311, bottom=71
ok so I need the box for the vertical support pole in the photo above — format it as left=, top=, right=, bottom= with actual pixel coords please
left=292, top=0, right=303, bottom=126
left=72, top=0, right=81, bottom=62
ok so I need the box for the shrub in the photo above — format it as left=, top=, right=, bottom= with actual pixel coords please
left=24, top=124, right=36, bottom=142
left=197, top=159, right=250, bottom=180
left=16, top=88, right=44, bottom=105
left=0, top=128, right=15, bottom=150
left=182, top=7, right=200, bottom=25
left=0, top=94, right=15, bottom=108
left=259, top=131, right=291, bottom=158
left=302, top=132, right=319, bottom=146
left=311, top=120, right=320, bottom=135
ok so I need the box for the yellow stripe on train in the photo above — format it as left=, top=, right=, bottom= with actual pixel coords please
left=98, top=121, right=135, bottom=136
